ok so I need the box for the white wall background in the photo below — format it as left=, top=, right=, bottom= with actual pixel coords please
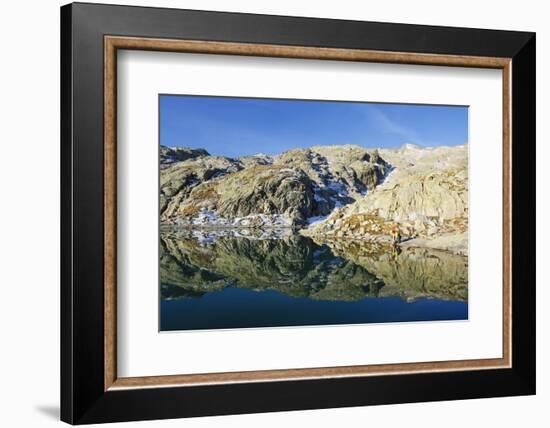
left=0, top=0, right=546, bottom=427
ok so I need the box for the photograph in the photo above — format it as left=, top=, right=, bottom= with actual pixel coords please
left=159, top=95, right=469, bottom=331
left=51, top=1, right=537, bottom=425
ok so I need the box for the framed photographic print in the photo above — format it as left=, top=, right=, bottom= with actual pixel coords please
left=60, top=2, right=536, bottom=424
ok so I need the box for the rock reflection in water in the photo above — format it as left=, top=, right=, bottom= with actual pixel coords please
left=160, top=229, right=468, bottom=303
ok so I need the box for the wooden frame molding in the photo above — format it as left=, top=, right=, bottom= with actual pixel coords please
left=104, top=35, right=513, bottom=391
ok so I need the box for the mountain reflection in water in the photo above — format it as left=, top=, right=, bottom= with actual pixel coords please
left=160, top=229, right=468, bottom=331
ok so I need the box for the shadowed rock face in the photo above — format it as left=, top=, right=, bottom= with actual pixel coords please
left=160, top=231, right=468, bottom=302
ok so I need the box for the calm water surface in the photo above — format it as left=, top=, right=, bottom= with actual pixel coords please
left=160, top=229, right=468, bottom=331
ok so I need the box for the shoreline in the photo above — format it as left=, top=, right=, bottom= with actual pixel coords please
left=160, top=223, right=467, bottom=256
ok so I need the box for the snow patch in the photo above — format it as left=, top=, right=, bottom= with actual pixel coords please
left=192, top=209, right=228, bottom=226
left=307, top=215, right=330, bottom=225
left=190, top=209, right=292, bottom=229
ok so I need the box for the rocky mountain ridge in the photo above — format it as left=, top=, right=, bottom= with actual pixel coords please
left=160, top=144, right=389, bottom=227
left=160, top=145, right=209, bottom=167
left=160, top=143, right=468, bottom=254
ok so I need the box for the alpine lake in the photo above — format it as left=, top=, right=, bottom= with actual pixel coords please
left=160, top=227, right=468, bottom=331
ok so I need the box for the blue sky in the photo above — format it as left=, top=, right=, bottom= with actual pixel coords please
left=159, top=95, right=468, bottom=158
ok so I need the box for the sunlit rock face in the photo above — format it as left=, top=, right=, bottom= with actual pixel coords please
left=160, top=145, right=209, bottom=167
left=159, top=144, right=388, bottom=227
left=160, top=231, right=468, bottom=303
left=302, top=144, right=468, bottom=254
